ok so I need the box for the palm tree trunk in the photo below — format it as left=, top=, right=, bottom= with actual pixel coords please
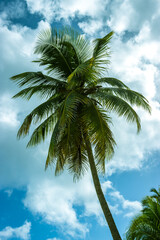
left=84, top=136, right=122, bottom=240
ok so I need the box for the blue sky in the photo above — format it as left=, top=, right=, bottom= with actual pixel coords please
left=0, top=0, right=160, bottom=239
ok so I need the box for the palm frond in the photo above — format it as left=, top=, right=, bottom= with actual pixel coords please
left=62, top=34, right=92, bottom=65
left=92, top=91, right=142, bottom=132
left=98, top=87, right=151, bottom=113
left=35, top=28, right=73, bottom=76
left=150, top=188, right=160, bottom=202
left=11, top=71, right=66, bottom=88
left=97, top=77, right=129, bottom=88
left=90, top=31, right=114, bottom=75
left=126, top=191, right=160, bottom=240
left=27, top=113, right=58, bottom=147
left=55, top=153, right=66, bottom=176
left=17, top=96, right=62, bottom=138
left=67, top=123, right=89, bottom=181
left=72, top=34, right=92, bottom=63
left=13, top=85, right=57, bottom=100
left=67, top=32, right=114, bottom=86
left=93, top=31, right=114, bottom=59
left=67, top=58, right=99, bottom=88
left=60, top=91, right=89, bottom=124
left=17, top=113, right=32, bottom=138
left=45, top=119, right=61, bottom=169
left=82, top=102, right=115, bottom=173
left=34, top=27, right=91, bottom=78
left=68, top=150, right=88, bottom=182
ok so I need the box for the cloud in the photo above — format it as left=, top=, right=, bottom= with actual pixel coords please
left=107, top=0, right=160, bottom=34
left=103, top=15, right=160, bottom=175
left=105, top=102, right=160, bottom=176
left=23, top=173, right=110, bottom=237
left=78, top=19, right=103, bottom=35
left=58, top=0, right=106, bottom=20
left=0, top=221, right=31, bottom=240
left=46, top=238, right=61, bottom=240
left=0, top=18, right=49, bottom=71
left=26, top=0, right=56, bottom=22
left=0, top=0, right=26, bottom=20
left=109, top=191, right=142, bottom=217
left=4, top=189, right=13, bottom=197
left=23, top=177, right=88, bottom=238
left=0, top=19, right=34, bottom=95
left=0, top=94, right=20, bottom=127
left=23, top=175, right=143, bottom=235
left=25, top=0, right=109, bottom=23
left=24, top=0, right=160, bottom=41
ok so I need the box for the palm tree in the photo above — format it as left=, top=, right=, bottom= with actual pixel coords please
left=11, top=27, right=151, bottom=240
left=150, top=187, right=160, bottom=202
left=126, top=187, right=160, bottom=240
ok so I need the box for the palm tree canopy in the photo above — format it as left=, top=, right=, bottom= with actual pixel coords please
left=11, top=27, right=151, bottom=180
left=126, top=187, right=160, bottom=240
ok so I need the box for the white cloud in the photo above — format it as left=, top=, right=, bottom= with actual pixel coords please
left=23, top=173, right=104, bottom=237
left=78, top=19, right=103, bottom=35
left=0, top=221, right=31, bottom=240
left=105, top=103, right=160, bottom=176
left=47, top=238, right=61, bottom=240
left=102, top=180, right=113, bottom=193
left=46, top=238, right=61, bottom=240
left=107, top=0, right=134, bottom=34
left=0, top=94, right=20, bottom=127
left=107, top=0, right=160, bottom=34
left=25, top=0, right=109, bottom=23
left=59, top=0, right=106, bottom=19
left=4, top=189, right=13, bottom=197
left=23, top=174, right=142, bottom=233
left=23, top=176, right=90, bottom=237
left=0, top=0, right=26, bottom=20
left=104, top=14, right=160, bottom=175
left=0, top=18, right=49, bottom=70
left=26, top=0, right=56, bottom=22
left=109, top=191, right=142, bottom=217
left=0, top=17, right=50, bottom=98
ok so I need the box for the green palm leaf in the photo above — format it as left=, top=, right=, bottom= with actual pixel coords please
left=11, top=71, right=66, bottom=87
left=27, top=113, right=58, bottom=147
left=93, top=31, right=113, bottom=59
left=92, top=91, right=142, bottom=132
left=99, top=87, right=151, bottom=113
left=17, top=95, right=62, bottom=138
left=126, top=188, right=160, bottom=240
left=34, top=28, right=72, bottom=76
left=97, top=77, right=129, bottom=88
left=13, top=85, right=57, bottom=100
left=91, top=31, right=114, bottom=75
left=45, top=119, right=62, bottom=169
left=82, top=102, right=115, bottom=173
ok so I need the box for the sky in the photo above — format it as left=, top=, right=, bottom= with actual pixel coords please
left=0, top=0, right=160, bottom=239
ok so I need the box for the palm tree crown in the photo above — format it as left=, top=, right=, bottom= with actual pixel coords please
left=11, top=27, right=151, bottom=240
left=126, top=187, right=160, bottom=240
